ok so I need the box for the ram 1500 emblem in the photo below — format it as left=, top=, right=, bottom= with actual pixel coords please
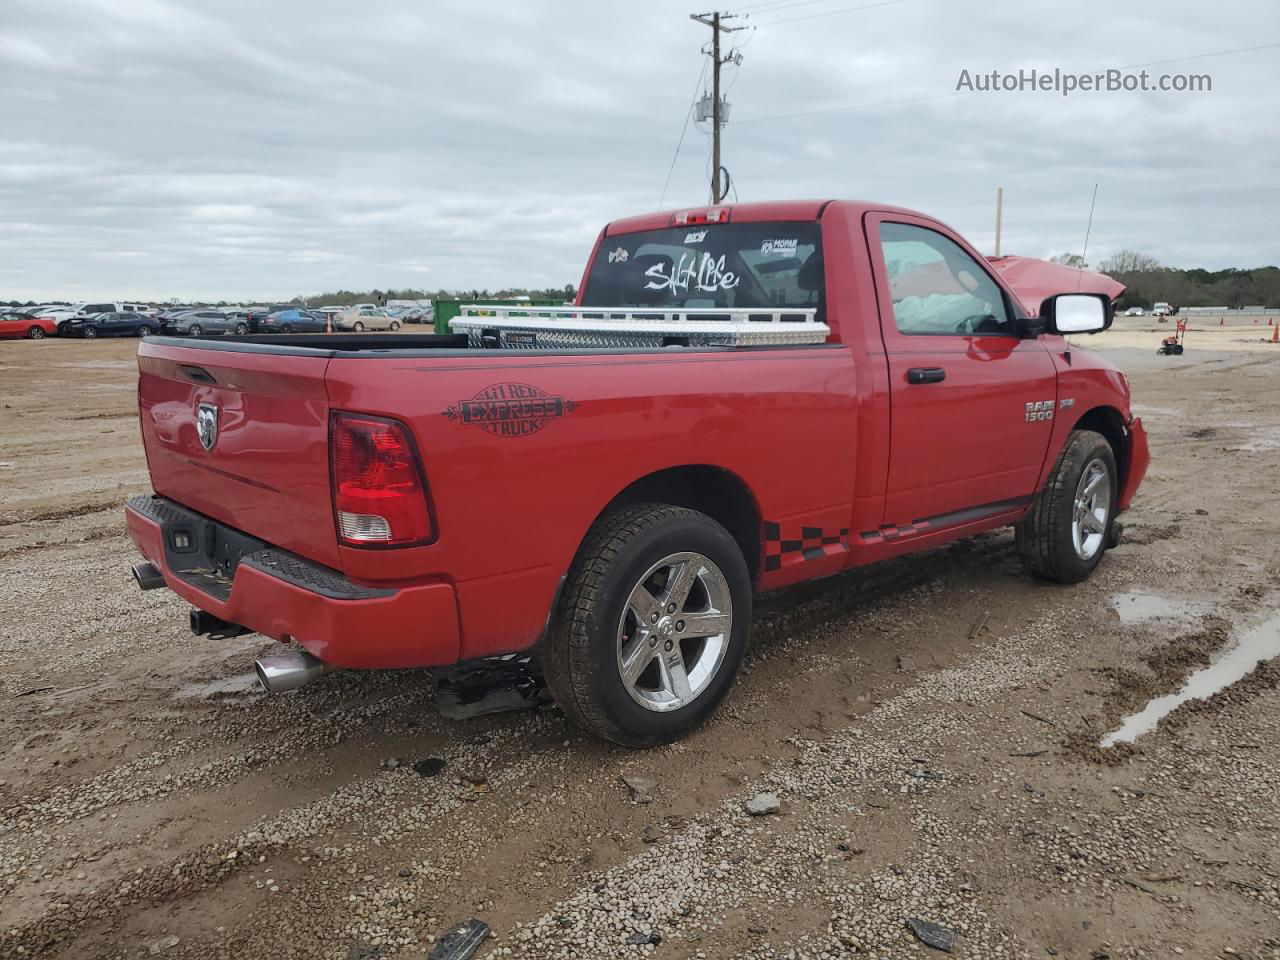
left=196, top=402, right=219, bottom=450
left=1025, top=400, right=1055, bottom=423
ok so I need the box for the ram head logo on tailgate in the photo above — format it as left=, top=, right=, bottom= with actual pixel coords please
left=197, top=402, right=219, bottom=451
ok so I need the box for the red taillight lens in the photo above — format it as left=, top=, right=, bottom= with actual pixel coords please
left=330, top=413, right=434, bottom=547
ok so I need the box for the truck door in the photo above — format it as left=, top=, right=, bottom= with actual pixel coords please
left=866, top=213, right=1058, bottom=532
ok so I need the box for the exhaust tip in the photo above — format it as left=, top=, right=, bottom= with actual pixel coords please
left=132, top=562, right=166, bottom=591
left=254, top=650, right=331, bottom=693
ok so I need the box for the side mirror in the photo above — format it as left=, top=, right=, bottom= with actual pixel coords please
left=1040, top=293, right=1112, bottom=335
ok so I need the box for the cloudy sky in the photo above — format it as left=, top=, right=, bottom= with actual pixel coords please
left=2, top=0, right=1277, bottom=301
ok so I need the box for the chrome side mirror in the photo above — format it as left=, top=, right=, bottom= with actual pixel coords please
left=1041, top=293, right=1112, bottom=335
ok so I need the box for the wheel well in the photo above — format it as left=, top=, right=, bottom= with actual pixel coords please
left=600, top=466, right=762, bottom=581
left=1073, top=406, right=1129, bottom=488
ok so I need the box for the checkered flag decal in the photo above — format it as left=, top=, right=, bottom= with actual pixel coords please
left=763, top=522, right=850, bottom=572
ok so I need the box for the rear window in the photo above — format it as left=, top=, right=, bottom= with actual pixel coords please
left=582, top=221, right=823, bottom=312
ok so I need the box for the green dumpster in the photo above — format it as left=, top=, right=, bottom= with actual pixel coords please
left=433, top=298, right=564, bottom=336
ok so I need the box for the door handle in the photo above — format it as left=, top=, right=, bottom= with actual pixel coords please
left=906, top=367, right=946, bottom=384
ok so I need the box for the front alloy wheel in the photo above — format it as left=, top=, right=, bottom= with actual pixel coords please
left=1015, top=429, right=1117, bottom=583
left=1071, top=459, right=1110, bottom=561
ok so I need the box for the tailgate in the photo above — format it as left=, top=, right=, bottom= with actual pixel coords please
left=136, top=341, right=340, bottom=569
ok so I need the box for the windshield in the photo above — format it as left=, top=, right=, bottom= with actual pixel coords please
left=581, top=221, right=823, bottom=312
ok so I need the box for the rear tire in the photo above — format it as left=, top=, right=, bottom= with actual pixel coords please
left=353, top=321, right=364, bottom=332
left=27, top=327, right=45, bottom=339
left=1015, top=430, right=1117, bottom=584
left=390, top=321, right=401, bottom=331
left=234, top=322, right=248, bottom=336
left=541, top=503, right=751, bottom=748
left=82, top=325, right=98, bottom=339
left=281, top=324, right=293, bottom=334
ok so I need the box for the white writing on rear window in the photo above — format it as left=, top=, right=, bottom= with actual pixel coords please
left=643, top=252, right=740, bottom=294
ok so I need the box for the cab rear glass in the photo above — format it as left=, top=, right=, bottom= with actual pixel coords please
left=582, top=222, right=823, bottom=313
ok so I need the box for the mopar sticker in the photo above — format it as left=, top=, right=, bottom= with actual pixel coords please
left=444, top=382, right=576, bottom=438
left=760, top=237, right=798, bottom=257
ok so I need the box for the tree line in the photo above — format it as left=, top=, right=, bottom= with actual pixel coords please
left=294, top=285, right=577, bottom=308
left=1050, top=251, right=1280, bottom=309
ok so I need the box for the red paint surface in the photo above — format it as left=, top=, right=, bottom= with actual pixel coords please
left=128, top=199, right=1147, bottom=669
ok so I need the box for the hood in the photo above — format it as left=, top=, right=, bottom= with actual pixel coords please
left=986, top=256, right=1126, bottom=315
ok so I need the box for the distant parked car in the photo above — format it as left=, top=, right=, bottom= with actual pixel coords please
left=336, top=305, right=402, bottom=332
left=260, top=308, right=330, bottom=333
left=65, top=311, right=160, bottom=339
left=221, top=310, right=259, bottom=335
left=165, top=310, right=236, bottom=337
left=0, top=310, right=58, bottom=340
left=1124, top=307, right=1145, bottom=316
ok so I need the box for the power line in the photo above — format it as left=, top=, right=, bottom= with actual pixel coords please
left=731, top=0, right=847, bottom=17
left=730, top=0, right=821, bottom=13
left=1115, top=41, right=1280, bottom=70
left=658, top=58, right=711, bottom=209
left=752, top=0, right=908, bottom=27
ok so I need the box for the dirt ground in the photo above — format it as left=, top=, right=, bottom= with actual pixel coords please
left=1, top=332, right=1278, bottom=960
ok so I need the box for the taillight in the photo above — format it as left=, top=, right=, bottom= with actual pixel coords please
left=330, top=413, right=434, bottom=547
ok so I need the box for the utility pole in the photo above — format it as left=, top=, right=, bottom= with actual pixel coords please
left=690, top=11, right=743, bottom=204
left=994, top=186, right=1003, bottom=257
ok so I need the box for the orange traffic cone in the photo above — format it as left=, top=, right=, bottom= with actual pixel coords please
left=1272, top=324, right=1278, bottom=343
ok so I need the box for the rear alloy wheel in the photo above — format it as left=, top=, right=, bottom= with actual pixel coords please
left=81, top=325, right=99, bottom=339
left=389, top=321, right=401, bottom=331
left=189, top=324, right=203, bottom=337
left=234, top=322, right=248, bottom=336
left=353, top=321, right=364, bottom=332
left=27, top=326, right=45, bottom=339
left=542, top=503, right=751, bottom=747
left=136, top=324, right=153, bottom=337
left=1015, top=429, right=1117, bottom=583
left=281, top=324, right=293, bottom=334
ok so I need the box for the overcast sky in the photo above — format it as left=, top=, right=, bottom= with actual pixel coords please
left=2, top=0, right=1277, bottom=301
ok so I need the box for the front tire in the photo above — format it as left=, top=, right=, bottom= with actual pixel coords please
left=136, top=324, right=153, bottom=337
left=542, top=503, right=751, bottom=747
left=280, top=324, right=293, bottom=334
left=389, top=321, right=401, bottom=331
left=234, top=322, right=248, bottom=336
left=81, top=325, right=98, bottom=339
left=1015, top=430, right=1117, bottom=584
left=189, top=324, right=202, bottom=337
left=352, top=321, right=364, bottom=332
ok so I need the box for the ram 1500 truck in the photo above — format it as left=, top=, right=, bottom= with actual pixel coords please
left=124, top=199, right=1149, bottom=747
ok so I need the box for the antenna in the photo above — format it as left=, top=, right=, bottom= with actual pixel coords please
left=1078, top=183, right=1099, bottom=290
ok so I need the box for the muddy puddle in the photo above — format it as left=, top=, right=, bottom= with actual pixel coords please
left=1101, top=608, right=1280, bottom=747
left=1111, top=591, right=1212, bottom=625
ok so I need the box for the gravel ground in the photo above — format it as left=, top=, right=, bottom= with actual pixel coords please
left=1, top=336, right=1278, bottom=960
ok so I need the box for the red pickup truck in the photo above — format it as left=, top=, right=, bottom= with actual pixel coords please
left=124, top=199, right=1149, bottom=746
